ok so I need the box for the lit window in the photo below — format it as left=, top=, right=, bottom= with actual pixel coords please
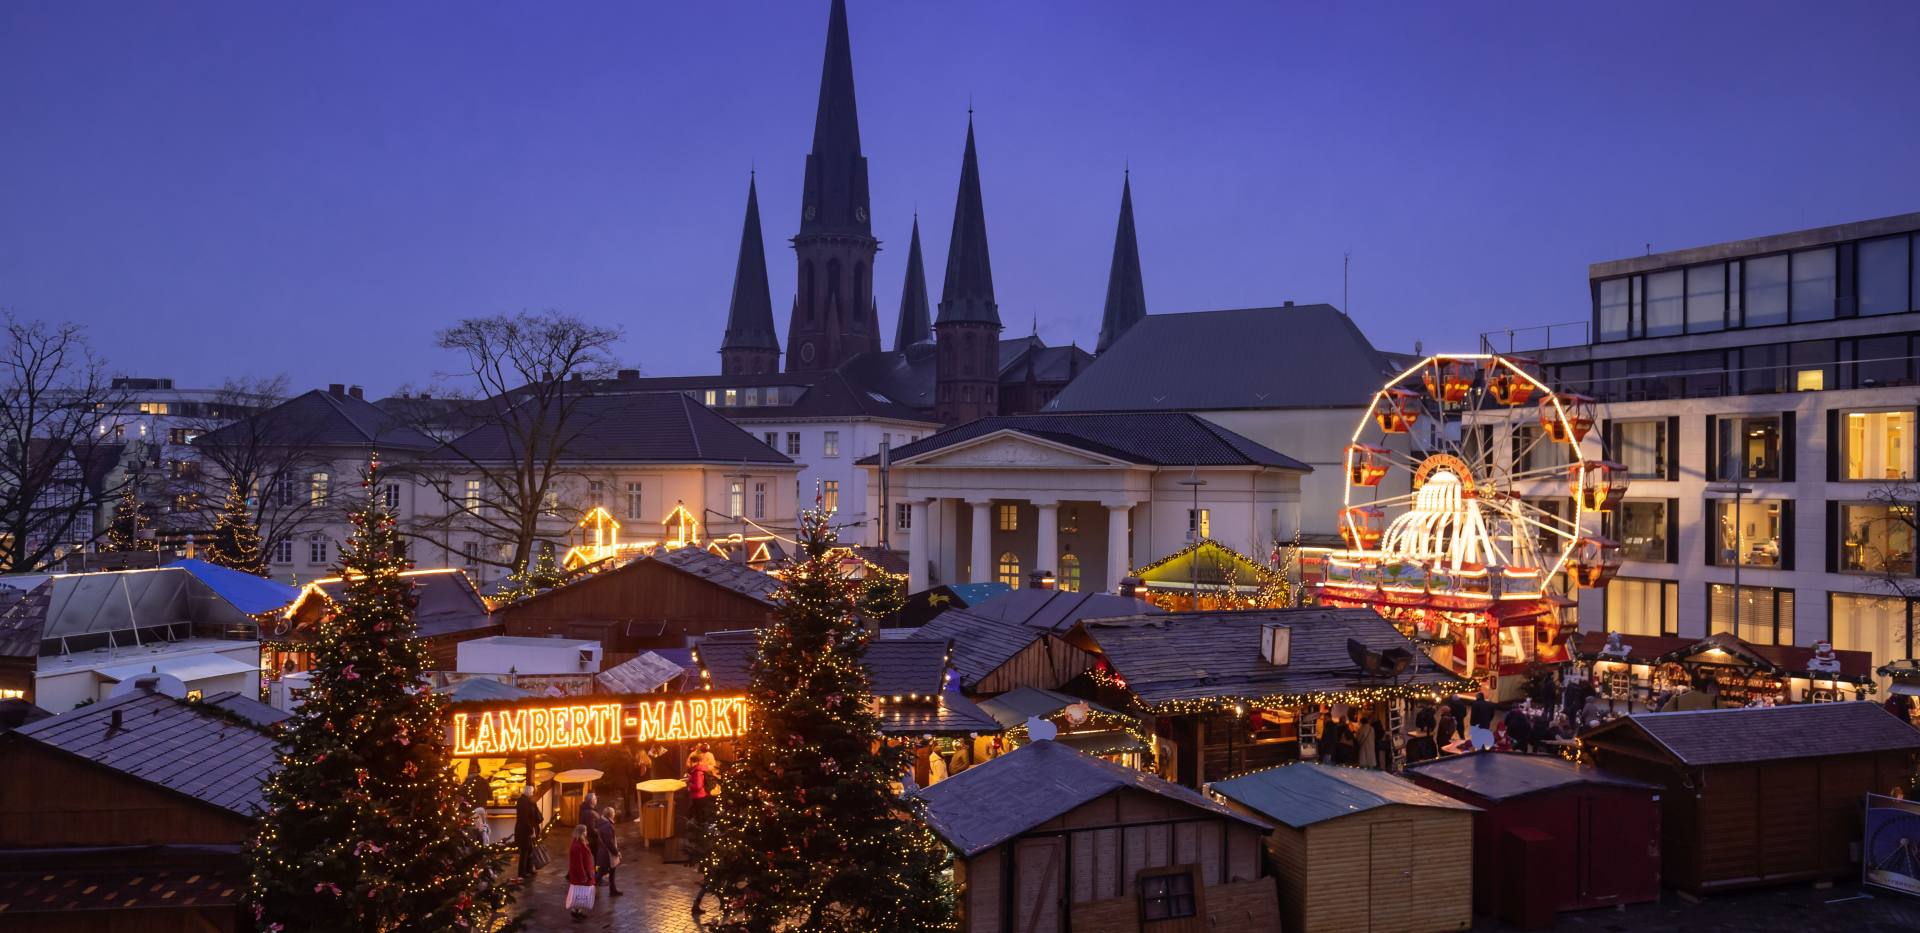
left=754, top=483, right=766, bottom=519
left=1710, top=498, right=1787, bottom=569
left=309, top=535, right=330, bottom=565
left=1841, top=410, right=1914, bottom=480
left=1838, top=503, right=1914, bottom=576
left=997, top=504, right=1018, bottom=531
left=1188, top=508, right=1210, bottom=541
left=137, top=402, right=170, bottom=415
left=1830, top=593, right=1920, bottom=675
left=822, top=480, right=839, bottom=513
left=1059, top=554, right=1081, bottom=592
left=723, top=389, right=738, bottom=406
left=626, top=482, right=644, bottom=520
left=1140, top=870, right=1196, bottom=921
left=704, top=390, right=717, bottom=405
left=462, top=479, right=481, bottom=511
left=787, top=433, right=801, bottom=456
left=896, top=502, right=912, bottom=531
left=728, top=480, right=744, bottom=518
left=1713, top=415, right=1783, bottom=481
left=310, top=472, right=330, bottom=504
left=1709, top=584, right=1793, bottom=646
left=1605, top=578, right=1676, bottom=637
left=823, top=432, right=840, bottom=457
left=997, top=551, right=1022, bottom=588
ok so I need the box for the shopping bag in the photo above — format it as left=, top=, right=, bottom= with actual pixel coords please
left=566, top=884, right=596, bottom=911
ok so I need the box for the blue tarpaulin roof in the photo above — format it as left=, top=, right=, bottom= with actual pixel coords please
left=166, top=559, right=300, bottom=615
left=947, top=582, right=1011, bottom=607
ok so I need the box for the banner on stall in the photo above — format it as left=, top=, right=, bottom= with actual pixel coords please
left=1864, top=793, right=1920, bottom=897
left=451, top=694, right=750, bottom=757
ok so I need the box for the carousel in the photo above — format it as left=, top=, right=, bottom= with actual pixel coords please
left=1317, top=354, right=1624, bottom=695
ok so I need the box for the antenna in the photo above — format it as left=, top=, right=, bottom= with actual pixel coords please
left=1343, top=250, right=1351, bottom=316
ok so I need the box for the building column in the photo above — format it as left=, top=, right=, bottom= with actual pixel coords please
left=938, top=498, right=960, bottom=584
left=969, top=499, right=994, bottom=584
left=1106, top=502, right=1133, bottom=593
left=1035, top=502, right=1059, bottom=579
left=907, top=499, right=930, bottom=593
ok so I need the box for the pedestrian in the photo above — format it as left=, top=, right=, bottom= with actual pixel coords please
left=1445, top=693, right=1469, bottom=727
left=1406, top=728, right=1437, bottom=763
left=514, top=785, right=541, bottom=878
left=1504, top=705, right=1534, bottom=754
left=592, top=806, right=624, bottom=897
left=1435, top=706, right=1459, bottom=751
left=578, top=790, right=598, bottom=829
left=688, top=751, right=719, bottom=826
left=1469, top=692, right=1495, bottom=730
left=565, top=823, right=596, bottom=921
left=1356, top=715, right=1379, bottom=769
left=1316, top=716, right=1346, bottom=763
left=1414, top=703, right=1436, bottom=736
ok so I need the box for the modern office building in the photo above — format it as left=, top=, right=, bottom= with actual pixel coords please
left=1492, top=212, right=1920, bottom=686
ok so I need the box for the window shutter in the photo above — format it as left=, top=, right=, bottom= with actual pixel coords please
left=1665, top=415, right=1681, bottom=480
left=1666, top=497, right=1680, bottom=563
left=1705, top=415, right=1719, bottom=480
left=1780, top=499, right=1795, bottom=571
left=1780, top=411, right=1797, bottom=480
left=1826, top=409, right=1841, bottom=482
left=1825, top=501, right=1839, bottom=574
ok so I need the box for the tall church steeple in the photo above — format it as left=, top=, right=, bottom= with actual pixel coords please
left=934, top=117, right=1004, bottom=424
left=786, top=0, right=881, bottom=372
left=720, top=175, right=780, bottom=375
left=894, top=215, right=932, bottom=349
left=1096, top=172, right=1147, bottom=353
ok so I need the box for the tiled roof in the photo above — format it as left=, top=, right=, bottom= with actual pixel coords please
left=194, top=389, right=439, bottom=451
left=916, top=740, right=1270, bottom=856
left=1083, top=608, right=1467, bottom=707
left=1406, top=751, right=1658, bottom=802
left=864, top=411, right=1309, bottom=470
left=1211, top=762, right=1477, bottom=829
left=13, top=691, right=279, bottom=815
left=1048, top=304, right=1399, bottom=413
left=1584, top=702, right=1920, bottom=767
left=909, top=609, right=1048, bottom=689
left=652, top=548, right=782, bottom=605
left=428, top=393, right=795, bottom=465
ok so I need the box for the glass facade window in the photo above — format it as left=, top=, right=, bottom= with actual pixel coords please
left=1606, top=578, right=1676, bottom=636
left=1829, top=593, right=1919, bottom=676
left=1711, top=498, right=1786, bottom=568
left=1842, top=410, right=1913, bottom=480
left=1715, top=415, right=1782, bottom=480
left=1709, top=584, right=1793, bottom=646
left=1791, top=340, right=1834, bottom=391
left=1059, top=554, right=1081, bottom=592
left=1614, top=500, right=1670, bottom=562
left=822, top=480, right=839, bottom=513
left=1614, top=420, right=1668, bottom=479
left=1598, top=278, right=1630, bottom=342
left=1838, top=503, right=1914, bottom=575
left=1790, top=247, right=1836, bottom=322
left=1686, top=263, right=1725, bottom=333
left=1644, top=269, right=1685, bottom=337
left=1859, top=236, right=1912, bottom=316
left=1513, top=424, right=1568, bottom=472
left=1739, top=344, right=1789, bottom=394
left=1847, top=335, right=1913, bottom=387
left=1744, top=254, right=1790, bottom=326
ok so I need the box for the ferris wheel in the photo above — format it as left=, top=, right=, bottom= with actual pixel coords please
left=1321, top=354, right=1626, bottom=676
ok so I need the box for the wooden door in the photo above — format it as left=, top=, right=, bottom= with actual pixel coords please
left=1013, top=837, right=1065, bottom=933
left=1368, top=821, right=1415, bottom=933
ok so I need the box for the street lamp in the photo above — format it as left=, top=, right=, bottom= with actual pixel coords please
left=1707, top=483, right=1754, bottom=640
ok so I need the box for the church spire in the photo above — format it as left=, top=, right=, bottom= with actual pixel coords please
left=1097, top=171, right=1147, bottom=352
left=720, top=175, right=780, bottom=374
left=798, top=0, right=870, bottom=237
left=894, top=215, right=932, bottom=349
left=936, top=117, right=999, bottom=327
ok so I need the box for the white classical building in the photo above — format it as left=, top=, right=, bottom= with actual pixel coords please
left=859, top=412, right=1309, bottom=594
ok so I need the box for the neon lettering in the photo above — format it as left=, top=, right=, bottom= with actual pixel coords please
left=448, top=697, right=746, bottom=756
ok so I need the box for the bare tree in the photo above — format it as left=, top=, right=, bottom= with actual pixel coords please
left=185, top=375, right=344, bottom=563
left=403, top=312, right=624, bottom=574
left=0, top=315, right=131, bottom=571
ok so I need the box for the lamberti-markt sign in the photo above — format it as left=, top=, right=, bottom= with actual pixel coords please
left=450, top=693, right=750, bottom=757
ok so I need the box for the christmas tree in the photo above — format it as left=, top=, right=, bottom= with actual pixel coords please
left=205, top=479, right=267, bottom=576
left=247, top=456, right=514, bottom=932
left=699, top=508, right=957, bottom=932
left=101, top=485, right=155, bottom=552
left=493, top=548, right=566, bottom=604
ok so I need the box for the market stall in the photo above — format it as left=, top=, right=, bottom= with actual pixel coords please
left=1129, top=539, right=1287, bottom=612
left=1572, top=631, right=1876, bottom=712
left=976, top=686, right=1148, bottom=768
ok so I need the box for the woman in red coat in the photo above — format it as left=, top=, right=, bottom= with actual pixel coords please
left=565, top=823, right=596, bottom=921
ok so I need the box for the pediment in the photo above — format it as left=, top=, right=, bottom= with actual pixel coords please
left=912, top=433, right=1117, bottom=469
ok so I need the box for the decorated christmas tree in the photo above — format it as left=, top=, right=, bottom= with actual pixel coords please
left=493, top=548, right=566, bottom=604
left=101, top=485, right=155, bottom=552
left=204, top=479, right=267, bottom=576
left=247, top=456, right=514, bottom=931
left=699, top=508, right=956, bottom=932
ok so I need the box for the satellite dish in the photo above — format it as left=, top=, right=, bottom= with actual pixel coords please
left=1026, top=716, right=1058, bottom=742
left=109, top=670, right=188, bottom=700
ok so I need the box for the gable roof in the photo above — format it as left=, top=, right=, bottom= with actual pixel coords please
left=863, top=412, right=1310, bottom=471
left=428, top=392, right=795, bottom=465
left=1406, top=751, right=1658, bottom=802
left=1048, top=304, right=1398, bottom=412
left=1211, top=762, right=1477, bottom=829
left=909, top=608, right=1052, bottom=689
left=12, top=690, right=278, bottom=816
left=1572, top=630, right=1876, bottom=682
left=1583, top=702, right=1920, bottom=767
left=917, top=740, right=1270, bottom=856
left=194, top=388, right=439, bottom=451
left=651, top=547, right=782, bottom=605
left=1083, top=608, right=1469, bottom=709
left=302, top=568, right=493, bottom=639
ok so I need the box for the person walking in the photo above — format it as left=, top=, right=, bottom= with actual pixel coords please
left=1504, top=705, right=1534, bottom=754
left=578, top=791, right=599, bottom=829
left=1469, top=692, right=1495, bottom=730
left=592, top=806, right=623, bottom=897
left=688, top=751, right=719, bottom=826
left=565, top=824, right=596, bottom=921
left=514, top=786, right=542, bottom=878
left=1435, top=706, right=1459, bottom=751
left=1356, top=715, right=1380, bottom=769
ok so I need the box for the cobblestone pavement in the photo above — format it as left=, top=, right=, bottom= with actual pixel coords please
left=1474, top=882, right=1920, bottom=933
left=511, top=819, right=704, bottom=933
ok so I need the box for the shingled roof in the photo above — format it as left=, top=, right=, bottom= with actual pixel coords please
left=917, top=740, right=1270, bottom=857
left=1083, top=608, right=1468, bottom=709
left=862, top=411, right=1309, bottom=471
left=652, top=548, right=782, bottom=605
left=11, top=690, right=278, bottom=816
left=1212, top=762, right=1476, bottom=829
left=428, top=392, right=794, bottom=465
left=1583, top=702, right=1920, bottom=767
left=1048, top=304, right=1399, bottom=413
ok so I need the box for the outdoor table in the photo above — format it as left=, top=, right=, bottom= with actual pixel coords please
left=637, top=778, right=687, bottom=845
left=553, top=768, right=604, bottom=826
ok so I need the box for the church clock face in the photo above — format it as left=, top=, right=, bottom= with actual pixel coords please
left=854, top=206, right=867, bottom=222
left=800, top=342, right=817, bottom=363
left=804, top=205, right=816, bottom=221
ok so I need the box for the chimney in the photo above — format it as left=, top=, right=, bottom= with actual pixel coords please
left=616, top=369, right=640, bottom=382
left=348, top=385, right=364, bottom=400
left=1028, top=569, right=1057, bottom=590
left=1283, top=300, right=1294, bottom=308
left=1117, top=576, right=1145, bottom=599
left=109, top=709, right=124, bottom=730
left=328, top=383, right=346, bottom=398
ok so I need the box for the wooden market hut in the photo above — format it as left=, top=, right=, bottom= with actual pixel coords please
left=0, top=686, right=280, bottom=932
left=917, top=739, right=1279, bottom=933
left=1573, top=631, right=1876, bottom=713
left=693, top=631, right=1002, bottom=738
left=275, top=567, right=497, bottom=671
left=497, top=547, right=779, bottom=663
left=1582, top=703, right=1920, bottom=893
left=977, top=686, right=1148, bottom=765
left=1406, top=751, right=1662, bottom=915
left=1210, top=762, right=1477, bottom=933
left=1130, top=539, right=1278, bottom=612
left=910, top=588, right=1156, bottom=694
left=1082, top=608, right=1473, bottom=787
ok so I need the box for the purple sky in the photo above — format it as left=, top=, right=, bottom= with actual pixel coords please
left=5, top=1, right=1919, bottom=395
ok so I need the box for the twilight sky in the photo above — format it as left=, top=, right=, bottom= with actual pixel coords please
left=4, top=1, right=1918, bottom=395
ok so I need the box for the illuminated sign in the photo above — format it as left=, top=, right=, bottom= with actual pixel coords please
left=451, top=694, right=750, bottom=757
